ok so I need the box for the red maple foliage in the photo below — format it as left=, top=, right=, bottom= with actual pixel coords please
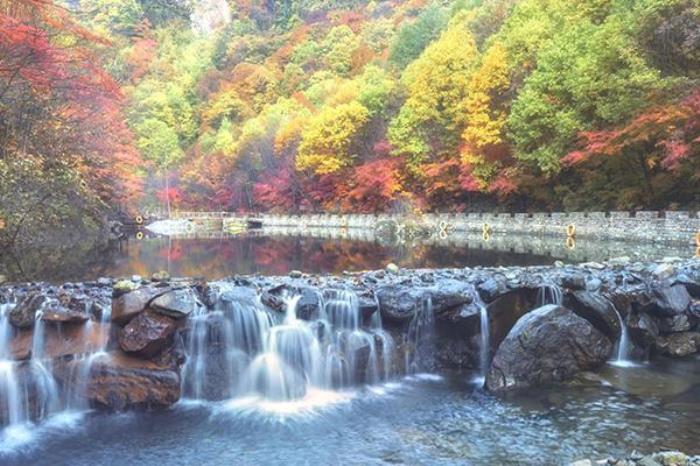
left=565, top=89, right=699, bottom=172
left=336, top=158, right=403, bottom=213
left=0, top=0, right=144, bottom=208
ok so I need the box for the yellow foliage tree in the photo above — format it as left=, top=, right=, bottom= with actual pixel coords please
left=460, top=42, right=510, bottom=188
left=296, top=101, right=370, bottom=175
left=388, top=11, right=479, bottom=169
left=201, top=87, right=248, bottom=128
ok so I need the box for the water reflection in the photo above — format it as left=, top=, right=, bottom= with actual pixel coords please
left=0, top=233, right=552, bottom=283
left=1, top=227, right=696, bottom=283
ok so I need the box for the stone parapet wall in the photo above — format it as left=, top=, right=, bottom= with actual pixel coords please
left=258, top=226, right=695, bottom=263
left=256, top=212, right=700, bottom=244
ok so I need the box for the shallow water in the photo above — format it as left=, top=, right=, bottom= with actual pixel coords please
left=2, top=360, right=699, bottom=466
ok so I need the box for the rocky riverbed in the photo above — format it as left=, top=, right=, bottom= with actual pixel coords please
left=572, top=451, right=700, bottom=466
left=0, top=258, right=698, bottom=418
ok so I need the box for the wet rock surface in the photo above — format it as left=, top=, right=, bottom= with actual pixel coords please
left=119, top=310, right=178, bottom=358
left=566, top=291, right=621, bottom=340
left=570, top=451, right=700, bottom=466
left=151, top=288, right=202, bottom=319
left=82, top=353, right=181, bottom=411
left=485, top=305, right=613, bottom=392
left=112, top=286, right=168, bottom=325
left=9, top=293, right=45, bottom=328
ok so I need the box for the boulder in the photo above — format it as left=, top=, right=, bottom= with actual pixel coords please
left=655, top=332, right=700, bottom=357
left=151, top=288, right=201, bottom=319
left=657, top=314, right=691, bottom=334
left=81, top=353, right=180, bottom=411
left=650, top=284, right=691, bottom=316
left=40, top=298, right=90, bottom=324
left=112, top=286, right=168, bottom=325
left=566, top=291, right=621, bottom=341
left=429, top=280, right=476, bottom=315
left=113, top=280, right=139, bottom=297
left=295, top=287, right=322, bottom=320
left=377, top=286, right=430, bottom=323
left=560, top=273, right=586, bottom=291
left=476, top=277, right=507, bottom=302
left=260, top=286, right=285, bottom=312
left=485, top=305, right=613, bottom=393
left=119, top=310, right=177, bottom=358
left=674, top=271, right=700, bottom=298
left=9, top=293, right=45, bottom=328
left=261, top=284, right=322, bottom=320
left=627, top=311, right=660, bottom=350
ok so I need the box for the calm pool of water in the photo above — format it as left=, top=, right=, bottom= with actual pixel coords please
left=0, top=234, right=558, bottom=283
left=2, top=229, right=695, bottom=283
left=2, top=360, right=699, bottom=466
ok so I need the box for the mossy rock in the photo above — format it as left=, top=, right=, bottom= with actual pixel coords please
left=113, top=280, right=138, bottom=297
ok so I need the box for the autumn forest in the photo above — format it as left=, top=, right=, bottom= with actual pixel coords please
left=0, top=0, right=699, bottom=244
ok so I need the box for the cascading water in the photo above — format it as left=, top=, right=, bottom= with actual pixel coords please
left=181, top=284, right=397, bottom=410
left=66, top=302, right=112, bottom=410
left=537, top=283, right=563, bottom=306
left=405, top=296, right=434, bottom=375
left=28, top=304, right=61, bottom=421
left=0, top=300, right=23, bottom=429
left=0, top=291, right=115, bottom=442
left=609, top=301, right=637, bottom=368
left=478, top=300, right=490, bottom=380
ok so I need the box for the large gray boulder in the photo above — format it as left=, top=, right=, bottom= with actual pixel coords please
left=486, top=305, right=613, bottom=393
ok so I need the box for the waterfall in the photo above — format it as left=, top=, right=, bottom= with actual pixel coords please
left=181, top=284, right=396, bottom=407
left=405, top=296, right=434, bottom=375
left=28, top=305, right=61, bottom=421
left=0, top=300, right=24, bottom=428
left=537, top=283, right=563, bottom=306
left=478, top=301, right=490, bottom=378
left=609, top=301, right=636, bottom=368
left=0, top=298, right=61, bottom=433
left=67, top=302, right=112, bottom=410
left=0, top=292, right=115, bottom=438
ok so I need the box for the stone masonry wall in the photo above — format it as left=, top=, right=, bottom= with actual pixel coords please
left=252, top=211, right=700, bottom=245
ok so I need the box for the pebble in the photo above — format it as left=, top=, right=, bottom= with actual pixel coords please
left=289, top=270, right=303, bottom=278
left=653, top=263, right=675, bottom=280
left=152, top=271, right=170, bottom=282
left=608, top=256, right=631, bottom=265
left=580, top=262, right=605, bottom=270
left=386, top=263, right=399, bottom=274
